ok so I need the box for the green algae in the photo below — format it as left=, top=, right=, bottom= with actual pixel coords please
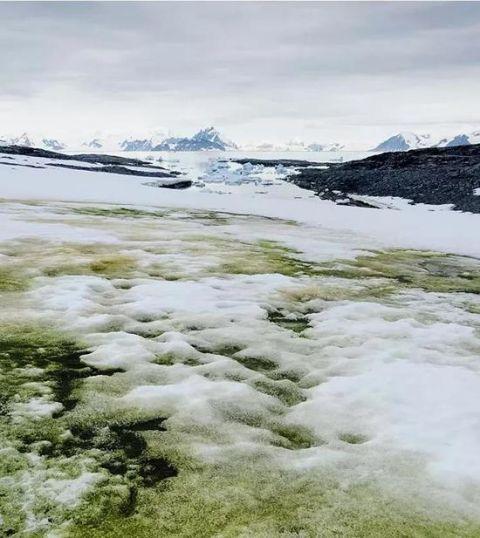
left=0, top=324, right=178, bottom=536
left=44, top=254, right=137, bottom=279
left=187, top=211, right=231, bottom=226
left=253, top=378, right=306, bottom=407
left=0, top=326, right=93, bottom=534
left=69, top=207, right=169, bottom=219
left=152, top=353, right=201, bottom=367
left=0, top=266, right=29, bottom=291
left=236, top=354, right=278, bottom=372
left=2, top=204, right=480, bottom=536
left=65, top=465, right=480, bottom=538
left=216, top=240, right=315, bottom=277
left=316, top=250, right=480, bottom=294
left=146, top=262, right=185, bottom=281
left=464, top=302, right=480, bottom=315
left=270, top=368, right=306, bottom=384
left=339, top=433, right=369, bottom=445
left=270, top=423, right=318, bottom=449
left=218, top=345, right=245, bottom=357
left=279, top=281, right=397, bottom=305
left=2, top=240, right=141, bottom=281
left=267, top=310, right=310, bottom=333
left=0, top=325, right=87, bottom=410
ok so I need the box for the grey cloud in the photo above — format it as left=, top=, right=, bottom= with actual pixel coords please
left=1, top=2, right=480, bottom=142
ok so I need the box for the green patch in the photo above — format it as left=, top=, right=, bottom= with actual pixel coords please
left=253, top=378, right=306, bottom=406
left=267, top=310, right=310, bottom=333
left=0, top=324, right=178, bottom=535
left=146, top=262, right=184, bottom=281
left=216, top=240, right=315, bottom=277
left=236, top=354, right=278, bottom=372
left=208, top=344, right=244, bottom=358
left=65, top=419, right=176, bottom=486
left=152, top=353, right=201, bottom=367
left=69, top=206, right=169, bottom=219
left=44, top=254, right=137, bottom=279
left=271, top=423, right=318, bottom=450
left=188, top=211, right=231, bottom=226
left=0, top=325, right=88, bottom=413
left=270, top=368, right=305, bottom=383
left=339, top=433, right=369, bottom=445
left=316, top=250, right=480, bottom=294
left=0, top=266, right=28, bottom=291
left=464, top=302, right=480, bottom=315
left=150, top=354, right=175, bottom=366
left=279, top=281, right=397, bottom=305
left=66, top=464, right=480, bottom=538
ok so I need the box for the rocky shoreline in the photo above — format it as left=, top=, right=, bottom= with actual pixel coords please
left=236, top=144, right=480, bottom=213
left=0, top=145, right=192, bottom=188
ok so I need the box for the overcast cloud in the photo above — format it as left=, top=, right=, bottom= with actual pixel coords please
left=1, top=1, right=480, bottom=146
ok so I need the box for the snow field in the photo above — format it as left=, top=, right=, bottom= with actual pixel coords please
left=0, top=200, right=479, bottom=535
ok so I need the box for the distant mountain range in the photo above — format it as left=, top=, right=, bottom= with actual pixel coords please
left=118, top=127, right=238, bottom=152
left=437, top=131, right=480, bottom=148
left=85, top=127, right=238, bottom=152
left=154, top=127, right=238, bottom=151
left=0, top=127, right=239, bottom=153
left=242, top=141, right=345, bottom=152
left=373, top=131, right=480, bottom=152
left=0, top=133, right=67, bottom=151
left=2, top=127, right=480, bottom=153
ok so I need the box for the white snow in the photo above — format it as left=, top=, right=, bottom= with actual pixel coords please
left=0, top=151, right=479, bottom=258
left=11, top=398, right=63, bottom=420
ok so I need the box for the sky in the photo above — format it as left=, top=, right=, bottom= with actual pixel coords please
left=1, top=1, right=480, bottom=148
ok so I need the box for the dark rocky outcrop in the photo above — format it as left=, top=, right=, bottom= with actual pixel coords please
left=0, top=144, right=157, bottom=167
left=0, top=144, right=193, bottom=188
left=234, top=158, right=316, bottom=168
left=48, top=162, right=177, bottom=179
left=278, top=144, right=480, bottom=213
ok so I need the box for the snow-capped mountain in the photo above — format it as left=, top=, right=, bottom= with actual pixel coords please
left=0, top=132, right=66, bottom=151
left=41, top=138, right=66, bottom=151
left=241, top=140, right=345, bottom=152
left=119, top=139, right=153, bottom=151
left=153, top=127, right=237, bottom=151
left=374, top=132, right=433, bottom=152
left=307, top=142, right=345, bottom=152
left=374, top=130, right=480, bottom=152
left=14, top=133, right=36, bottom=147
left=118, top=129, right=167, bottom=152
left=82, top=138, right=103, bottom=150
left=4, top=127, right=479, bottom=154
left=437, top=130, right=480, bottom=148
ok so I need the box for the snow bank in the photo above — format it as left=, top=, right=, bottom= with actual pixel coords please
left=0, top=153, right=479, bottom=258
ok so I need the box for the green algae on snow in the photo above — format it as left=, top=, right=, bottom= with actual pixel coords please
left=0, top=324, right=178, bottom=536
left=65, top=464, right=480, bottom=538
left=215, top=239, right=315, bottom=277
left=0, top=325, right=87, bottom=409
left=0, top=325, right=92, bottom=534
left=44, top=254, right=138, bottom=279
left=1, top=205, right=480, bottom=536
left=69, top=206, right=170, bottom=219
left=0, top=266, right=29, bottom=291
left=267, top=310, right=310, bottom=333
left=315, top=249, right=480, bottom=294
left=252, top=378, right=307, bottom=407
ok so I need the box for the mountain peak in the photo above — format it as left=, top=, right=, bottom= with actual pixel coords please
left=374, top=132, right=432, bottom=152
left=82, top=138, right=103, bottom=149
left=152, top=127, right=237, bottom=151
